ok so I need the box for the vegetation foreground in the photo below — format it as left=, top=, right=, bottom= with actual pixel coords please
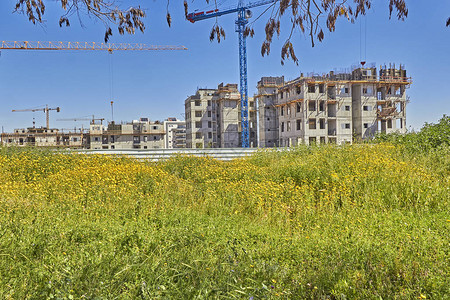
left=0, top=119, right=449, bottom=299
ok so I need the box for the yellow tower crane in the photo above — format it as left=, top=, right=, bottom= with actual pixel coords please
left=12, top=105, right=60, bottom=129
left=3, top=41, right=187, bottom=128
left=57, top=115, right=105, bottom=125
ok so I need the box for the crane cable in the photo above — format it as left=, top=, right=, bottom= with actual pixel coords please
left=109, top=51, right=114, bottom=103
left=360, top=14, right=367, bottom=66
left=108, top=50, right=115, bottom=122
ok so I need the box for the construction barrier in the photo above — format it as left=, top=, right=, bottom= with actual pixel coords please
left=75, top=148, right=260, bottom=161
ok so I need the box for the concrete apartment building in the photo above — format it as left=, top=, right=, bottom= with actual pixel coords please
left=257, top=64, right=410, bottom=146
left=0, top=118, right=180, bottom=150
left=163, top=118, right=186, bottom=149
left=256, top=76, right=285, bottom=147
left=89, top=118, right=165, bottom=150
left=185, top=83, right=257, bottom=148
left=172, top=124, right=187, bottom=148
left=1, top=127, right=87, bottom=148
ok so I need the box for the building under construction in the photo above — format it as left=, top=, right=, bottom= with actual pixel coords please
left=185, top=83, right=258, bottom=148
left=256, top=63, right=411, bottom=146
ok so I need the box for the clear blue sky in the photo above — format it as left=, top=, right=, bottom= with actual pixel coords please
left=0, top=1, right=448, bottom=132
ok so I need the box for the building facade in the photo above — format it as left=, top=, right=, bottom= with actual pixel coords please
left=89, top=118, right=165, bottom=150
left=163, top=118, right=186, bottom=149
left=185, top=83, right=257, bottom=148
left=256, top=76, right=284, bottom=147
left=257, top=64, right=410, bottom=146
left=1, top=127, right=87, bottom=148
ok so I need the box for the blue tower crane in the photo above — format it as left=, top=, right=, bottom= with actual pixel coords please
left=187, top=0, right=275, bottom=148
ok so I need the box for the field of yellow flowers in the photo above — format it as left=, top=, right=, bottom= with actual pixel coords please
left=0, top=143, right=448, bottom=299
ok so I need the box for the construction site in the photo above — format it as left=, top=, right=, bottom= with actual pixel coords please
left=0, top=1, right=412, bottom=150
left=1, top=63, right=411, bottom=149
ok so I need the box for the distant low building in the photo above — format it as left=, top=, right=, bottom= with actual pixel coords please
left=89, top=118, right=165, bottom=150
left=0, top=127, right=87, bottom=148
left=163, top=118, right=186, bottom=149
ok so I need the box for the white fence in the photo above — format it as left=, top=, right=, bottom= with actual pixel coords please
left=75, top=148, right=260, bottom=161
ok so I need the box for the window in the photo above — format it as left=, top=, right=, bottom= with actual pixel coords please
left=309, top=118, right=316, bottom=130
left=319, top=84, right=324, bottom=93
left=364, top=123, right=369, bottom=128
left=208, top=132, right=212, bottom=138
left=195, top=111, right=202, bottom=117
left=207, top=111, right=212, bottom=117
left=296, top=86, right=301, bottom=94
left=133, top=136, right=140, bottom=144
left=281, top=122, right=285, bottom=132
left=341, top=87, right=349, bottom=94
left=195, top=121, right=202, bottom=129
left=345, top=105, right=350, bottom=111
left=280, top=92, right=283, bottom=99
left=143, top=136, right=148, bottom=142
left=345, top=123, right=350, bottom=129
left=153, top=136, right=157, bottom=140
left=287, top=105, right=291, bottom=116
left=208, top=121, right=212, bottom=128
left=195, top=100, right=201, bottom=106
left=388, top=87, right=392, bottom=94
left=363, top=106, right=369, bottom=111
left=296, top=119, right=301, bottom=130
left=319, top=101, right=325, bottom=112
left=319, top=119, right=325, bottom=129
left=196, top=132, right=202, bottom=139
left=308, top=85, right=315, bottom=93
left=320, top=137, right=326, bottom=144
left=207, top=100, right=211, bottom=106
left=363, top=87, right=367, bottom=94
left=280, top=107, right=284, bottom=116
left=297, top=102, right=301, bottom=112
left=308, top=100, right=316, bottom=111
left=287, top=121, right=291, bottom=131
left=309, top=137, right=316, bottom=144
left=387, top=119, right=392, bottom=128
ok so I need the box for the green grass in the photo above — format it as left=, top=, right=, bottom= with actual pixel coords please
left=0, top=117, right=448, bottom=299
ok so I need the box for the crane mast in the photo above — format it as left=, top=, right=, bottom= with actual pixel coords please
left=187, top=0, right=275, bottom=147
